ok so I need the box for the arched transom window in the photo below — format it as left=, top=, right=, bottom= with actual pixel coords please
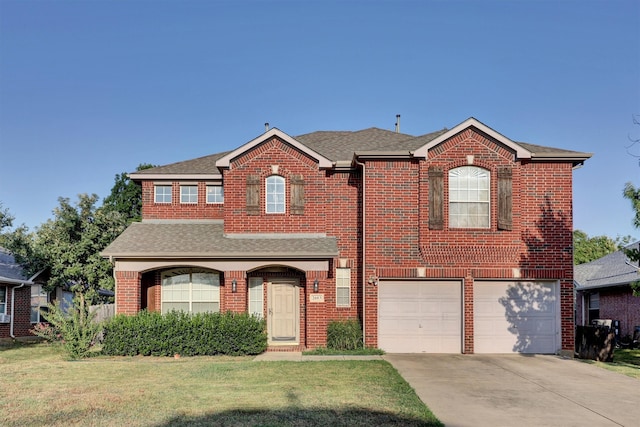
left=449, top=166, right=490, bottom=228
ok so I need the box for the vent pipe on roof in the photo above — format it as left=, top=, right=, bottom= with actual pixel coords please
left=395, top=114, right=401, bottom=133
left=264, top=122, right=269, bottom=132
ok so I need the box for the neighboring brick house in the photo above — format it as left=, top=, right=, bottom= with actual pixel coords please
left=0, top=247, right=35, bottom=339
left=102, top=117, right=591, bottom=355
left=575, top=244, right=640, bottom=339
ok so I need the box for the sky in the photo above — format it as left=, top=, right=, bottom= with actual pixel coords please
left=1, top=0, right=639, bottom=240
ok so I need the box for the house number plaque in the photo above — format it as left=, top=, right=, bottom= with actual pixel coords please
left=309, top=294, right=324, bottom=303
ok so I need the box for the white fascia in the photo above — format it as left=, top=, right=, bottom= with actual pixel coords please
left=413, top=117, right=532, bottom=160
left=215, top=128, right=333, bottom=170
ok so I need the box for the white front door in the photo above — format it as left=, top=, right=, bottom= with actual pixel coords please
left=268, top=282, right=299, bottom=344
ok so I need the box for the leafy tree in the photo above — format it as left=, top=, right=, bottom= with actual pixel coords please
left=623, top=183, right=640, bottom=296
left=102, top=163, right=154, bottom=223
left=9, top=194, right=127, bottom=302
left=573, top=230, right=631, bottom=265
left=0, top=202, right=13, bottom=232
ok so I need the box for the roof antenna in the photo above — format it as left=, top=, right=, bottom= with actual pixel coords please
left=265, top=122, right=269, bottom=132
left=395, top=114, right=401, bottom=133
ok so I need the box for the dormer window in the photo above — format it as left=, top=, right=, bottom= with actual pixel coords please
left=265, top=175, right=285, bottom=213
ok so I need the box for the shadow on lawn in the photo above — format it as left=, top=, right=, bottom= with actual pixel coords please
left=155, top=407, right=441, bottom=427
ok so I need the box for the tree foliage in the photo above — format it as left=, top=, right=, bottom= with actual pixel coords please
left=573, top=230, right=631, bottom=265
left=4, top=194, right=127, bottom=303
left=102, top=163, right=154, bottom=223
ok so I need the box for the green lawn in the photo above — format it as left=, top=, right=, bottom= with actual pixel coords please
left=0, top=343, right=441, bottom=427
left=583, top=348, right=640, bottom=379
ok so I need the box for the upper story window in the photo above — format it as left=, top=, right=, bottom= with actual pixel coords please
left=265, top=175, right=285, bottom=213
left=155, top=185, right=172, bottom=203
left=206, top=185, right=224, bottom=204
left=448, top=166, right=490, bottom=228
left=180, top=185, right=198, bottom=204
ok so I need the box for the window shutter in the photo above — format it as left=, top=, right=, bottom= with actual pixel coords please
left=429, top=166, right=444, bottom=230
left=246, top=175, right=260, bottom=215
left=290, top=175, right=305, bottom=215
left=498, top=167, right=513, bottom=230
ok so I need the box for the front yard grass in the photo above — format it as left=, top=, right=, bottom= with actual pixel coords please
left=583, top=348, right=640, bottom=379
left=0, top=342, right=441, bottom=426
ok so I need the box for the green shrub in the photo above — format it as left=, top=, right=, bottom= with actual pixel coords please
left=101, top=310, right=267, bottom=356
left=31, top=293, right=101, bottom=360
left=326, top=318, right=363, bottom=351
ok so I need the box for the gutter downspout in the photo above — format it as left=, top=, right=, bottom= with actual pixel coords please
left=354, top=158, right=366, bottom=347
left=10, top=283, right=26, bottom=338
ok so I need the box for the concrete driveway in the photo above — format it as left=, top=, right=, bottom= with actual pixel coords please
left=384, top=354, right=640, bottom=427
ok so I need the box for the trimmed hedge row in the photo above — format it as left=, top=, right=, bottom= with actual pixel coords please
left=101, top=310, right=267, bottom=356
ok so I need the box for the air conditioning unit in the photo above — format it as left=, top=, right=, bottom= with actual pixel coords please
left=0, top=314, right=11, bottom=323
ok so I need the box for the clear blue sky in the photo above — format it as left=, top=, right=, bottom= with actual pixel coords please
left=1, top=0, right=639, bottom=240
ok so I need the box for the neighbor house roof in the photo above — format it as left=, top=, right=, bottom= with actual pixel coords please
left=0, top=247, right=33, bottom=285
left=128, top=118, right=592, bottom=179
left=101, top=221, right=339, bottom=259
left=574, top=244, right=640, bottom=291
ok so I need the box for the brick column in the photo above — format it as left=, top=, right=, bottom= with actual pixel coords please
left=115, top=271, right=142, bottom=315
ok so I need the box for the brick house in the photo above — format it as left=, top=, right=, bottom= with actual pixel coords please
left=575, top=244, right=640, bottom=339
left=102, top=117, right=591, bottom=355
left=0, top=247, right=36, bottom=339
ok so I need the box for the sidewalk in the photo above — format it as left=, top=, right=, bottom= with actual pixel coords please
left=252, top=352, right=383, bottom=362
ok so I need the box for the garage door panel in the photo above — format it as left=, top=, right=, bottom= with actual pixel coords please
left=379, top=281, right=462, bottom=353
left=474, top=281, right=558, bottom=354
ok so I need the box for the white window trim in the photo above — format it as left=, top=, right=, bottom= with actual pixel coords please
left=0, top=286, right=7, bottom=315
left=248, top=277, right=264, bottom=319
left=449, top=166, right=490, bottom=229
left=154, top=185, right=172, bottom=204
left=265, top=175, right=286, bottom=214
left=336, top=268, right=351, bottom=308
left=180, top=185, right=198, bottom=204
left=161, top=268, right=220, bottom=314
left=206, top=185, right=224, bottom=204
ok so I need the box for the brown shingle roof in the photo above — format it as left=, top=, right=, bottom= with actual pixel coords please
left=101, top=222, right=338, bottom=259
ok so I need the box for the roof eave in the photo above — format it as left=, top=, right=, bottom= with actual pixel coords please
left=129, top=173, right=223, bottom=181
left=0, top=276, right=34, bottom=286
left=102, top=252, right=339, bottom=260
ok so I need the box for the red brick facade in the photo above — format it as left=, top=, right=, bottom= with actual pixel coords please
left=107, top=119, right=588, bottom=354
left=0, top=285, right=31, bottom=339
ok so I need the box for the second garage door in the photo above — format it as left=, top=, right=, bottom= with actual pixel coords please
left=474, top=281, right=559, bottom=354
left=378, top=280, right=462, bottom=353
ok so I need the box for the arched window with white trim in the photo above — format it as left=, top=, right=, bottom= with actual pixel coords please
left=265, top=175, right=285, bottom=213
left=449, top=166, right=490, bottom=228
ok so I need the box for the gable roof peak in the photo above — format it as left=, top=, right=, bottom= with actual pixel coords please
left=215, top=127, right=333, bottom=169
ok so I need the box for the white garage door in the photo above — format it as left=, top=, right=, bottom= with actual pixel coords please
left=379, top=281, right=461, bottom=353
left=474, top=281, right=559, bottom=354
